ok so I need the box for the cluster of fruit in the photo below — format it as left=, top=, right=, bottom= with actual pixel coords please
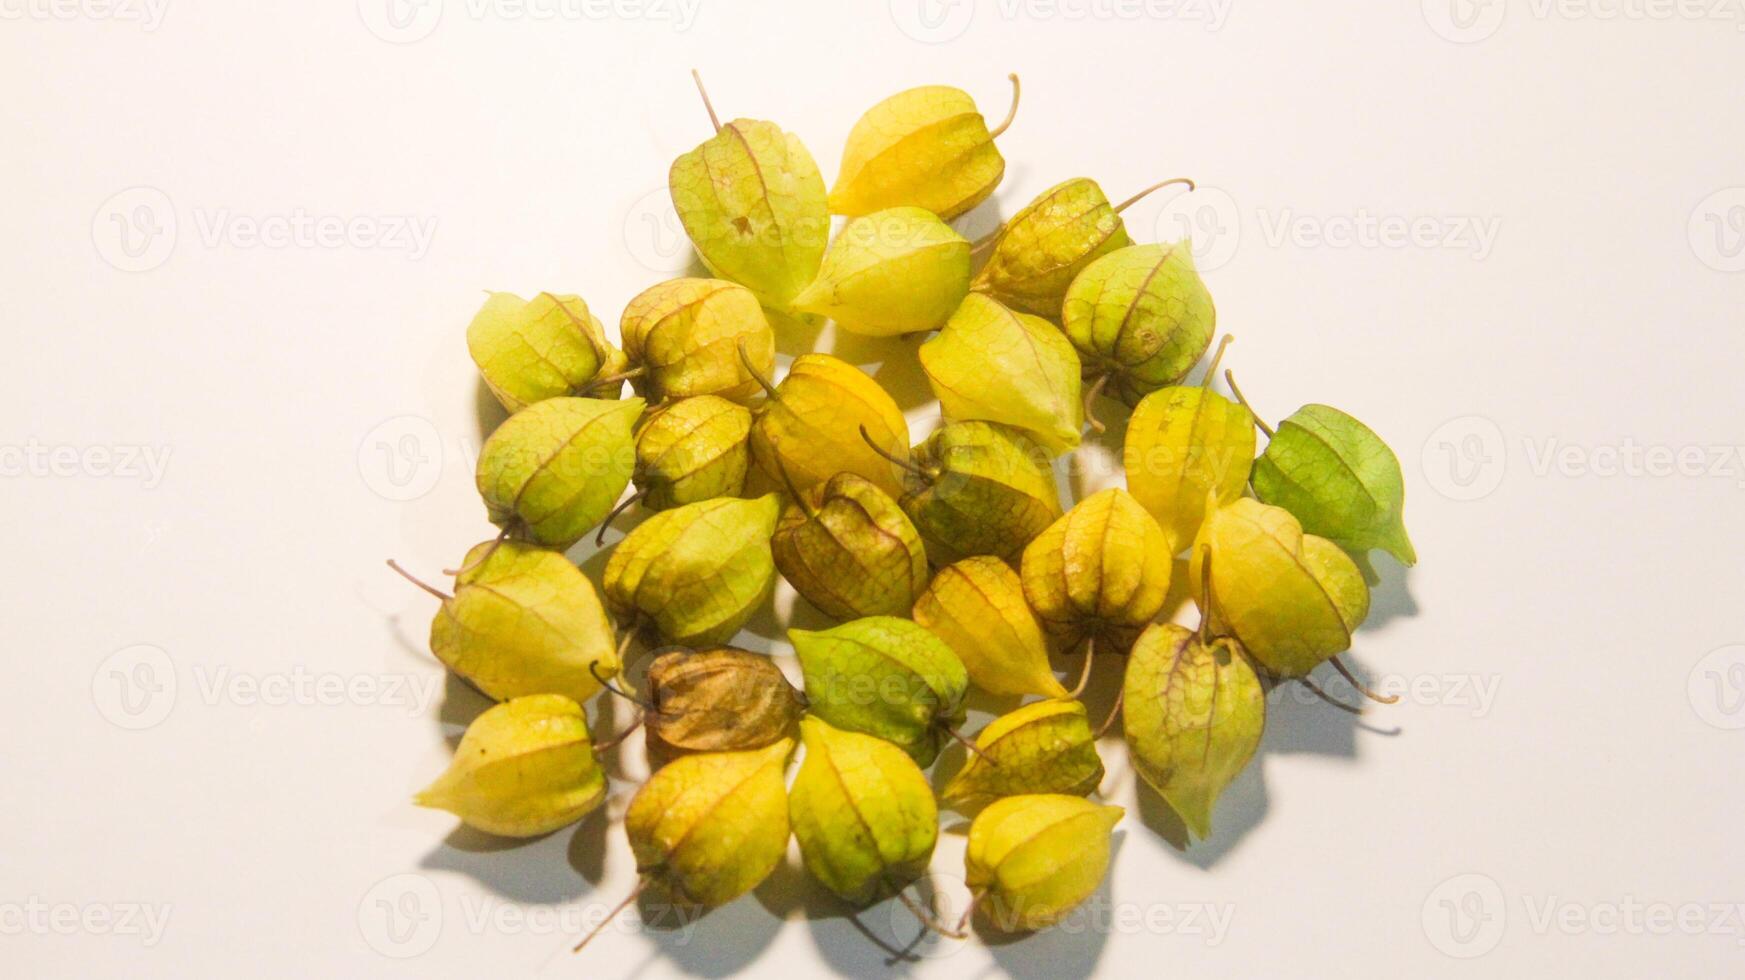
left=388, top=72, right=1417, bottom=950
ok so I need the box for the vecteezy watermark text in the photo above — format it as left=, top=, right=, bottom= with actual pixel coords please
left=0, top=0, right=169, bottom=29
left=1, top=441, right=171, bottom=488
left=0, top=899, right=172, bottom=947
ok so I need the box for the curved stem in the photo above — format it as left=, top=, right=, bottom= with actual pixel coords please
left=736, top=338, right=778, bottom=398
left=769, top=441, right=816, bottom=519
left=1200, top=335, right=1233, bottom=389
left=1198, top=547, right=1216, bottom=645
left=1082, top=372, right=1110, bottom=435
left=1111, top=176, right=1196, bottom=215
left=385, top=559, right=451, bottom=601
left=987, top=74, right=1020, bottom=139
left=894, top=886, right=969, bottom=941
left=941, top=723, right=996, bottom=766
left=441, top=525, right=510, bottom=577
left=590, top=660, right=656, bottom=712
left=1331, top=655, right=1399, bottom=704
left=583, top=366, right=645, bottom=396
left=858, top=425, right=930, bottom=480
left=1066, top=635, right=1096, bottom=699
left=1299, top=675, right=1364, bottom=716
left=596, top=490, right=645, bottom=547
left=690, top=69, right=720, bottom=133
left=591, top=712, right=645, bottom=752
left=1094, top=684, right=1126, bottom=739
left=573, top=878, right=646, bottom=953
left=1223, top=370, right=1274, bottom=437
left=954, top=889, right=984, bottom=938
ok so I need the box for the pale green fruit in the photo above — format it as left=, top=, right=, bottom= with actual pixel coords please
left=603, top=493, right=782, bottom=646
left=415, top=694, right=605, bottom=838
left=428, top=539, right=619, bottom=704
left=941, top=700, right=1104, bottom=809
left=1061, top=243, right=1215, bottom=406
left=921, top=294, right=1083, bottom=452
left=1123, top=624, right=1264, bottom=839
left=475, top=396, right=642, bottom=549
left=467, top=291, right=630, bottom=412
left=633, top=395, right=752, bottom=510
left=670, top=116, right=829, bottom=311
left=964, top=794, right=1123, bottom=932
left=625, top=739, right=795, bottom=907
left=789, top=716, right=937, bottom=904
left=620, top=278, right=775, bottom=404
left=791, top=207, right=971, bottom=336
left=1190, top=497, right=1370, bottom=678
left=1251, top=404, right=1416, bottom=566
left=790, top=616, right=968, bottom=767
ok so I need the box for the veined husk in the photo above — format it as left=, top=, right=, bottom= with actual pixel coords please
left=789, top=716, right=938, bottom=904
left=772, top=472, right=930, bottom=620
left=670, top=117, right=829, bottom=311
left=920, top=293, right=1084, bottom=452
left=1251, top=403, right=1417, bottom=566
left=941, top=700, right=1104, bottom=809
left=429, top=539, right=619, bottom=704
left=1019, top=488, right=1173, bottom=653
left=963, top=794, right=1123, bottom=932
left=1061, top=243, right=1215, bottom=406
left=898, top=420, right=1063, bottom=565
left=633, top=395, right=753, bottom=510
left=475, top=396, right=643, bottom=549
left=467, top=291, right=630, bottom=411
left=1123, top=623, right=1264, bottom=839
left=1124, top=385, right=1256, bottom=554
left=911, top=555, right=1068, bottom=699
left=603, top=493, right=782, bottom=646
left=790, top=616, right=968, bottom=767
left=828, top=79, right=1015, bottom=220
left=1189, top=497, right=1370, bottom=678
left=791, top=206, right=971, bottom=336
left=414, top=694, right=604, bottom=838
left=620, top=278, right=776, bottom=404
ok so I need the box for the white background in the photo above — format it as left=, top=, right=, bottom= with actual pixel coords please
left=4, top=1, right=1744, bottom=977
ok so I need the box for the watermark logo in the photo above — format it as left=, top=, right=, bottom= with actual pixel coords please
left=1153, top=185, right=1242, bottom=271
left=1421, top=415, right=1507, bottom=501
left=1423, top=873, right=1507, bottom=958
left=1689, top=188, right=1745, bottom=272
left=92, top=644, right=178, bottom=731
left=92, top=187, right=176, bottom=273
left=1423, top=0, right=1507, bottom=42
left=621, top=185, right=693, bottom=276
left=358, top=415, right=445, bottom=502
left=359, top=873, right=443, bottom=958
left=890, top=0, right=975, bottom=42
left=358, top=0, right=443, bottom=42
left=1689, top=644, right=1745, bottom=730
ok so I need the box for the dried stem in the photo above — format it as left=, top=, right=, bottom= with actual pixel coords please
left=1066, top=635, right=1096, bottom=699
left=769, top=442, right=816, bottom=519
left=385, top=559, right=451, bottom=601
left=1111, top=176, right=1196, bottom=215
left=1198, top=547, right=1216, bottom=644
left=596, top=490, right=645, bottom=547
left=690, top=69, right=720, bottom=133
left=1299, top=675, right=1364, bottom=716
left=954, top=889, right=985, bottom=937
left=941, top=722, right=996, bottom=766
left=736, top=338, right=778, bottom=398
left=573, top=878, right=646, bottom=953
left=583, top=366, right=645, bottom=396
left=1082, top=372, right=1110, bottom=435
left=590, top=661, right=656, bottom=712
left=894, top=886, right=969, bottom=941
left=859, top=425, right=929, bottom=480
left=1094, top=684, right=1126, bottom=739
left=988, top=74, right=1020, bottom=139
left=591, top=712, right=645, bottom=752
left=1331, top=655, right=1399, bottom=704
left=442, top=525, right=510, bottom=577
left=1200, top=335, right=1233, bottom=389
left=1223, top=370, right=1274, bottom=437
